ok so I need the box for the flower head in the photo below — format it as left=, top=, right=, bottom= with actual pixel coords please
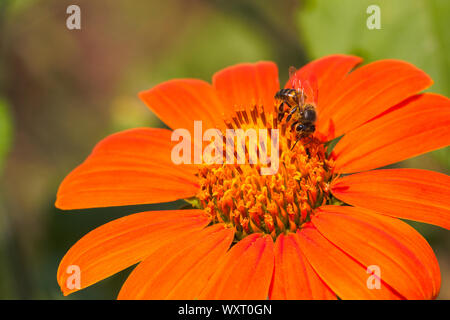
left=56, top=55, right=450, bottom=299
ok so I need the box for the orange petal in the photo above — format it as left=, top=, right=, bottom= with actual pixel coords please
left=213, top=61, right=280, bottom=114
left=312, top=205, right=440, bottom=299
left=198, top=233, right=274, bottom=300
left=118, top=224, right=234, bottom=300
left=295, top=224, right=402, bottom=299
left=139, top=79, right=228, bottom=133
left=57, top=209, right=210, bottom=296
left=317, top=60, right=433, bottom=140
left=269, top=233, right=336, bottom=300
left=333, top=93, right=450, bottom=173
left=285, top=54, right=362, bottom=114
left=331, top=169, right=450, bottom=229
left=56, top=128, right=199, bottom=210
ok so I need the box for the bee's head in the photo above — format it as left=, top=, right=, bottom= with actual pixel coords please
left=295, top=122, right=316, bottom=134
left=295, top=123, right=305, bottom=132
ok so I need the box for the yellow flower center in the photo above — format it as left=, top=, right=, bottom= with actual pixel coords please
left=192, top=105, right=335, bottom=240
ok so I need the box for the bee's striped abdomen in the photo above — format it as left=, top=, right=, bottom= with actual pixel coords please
left=275, top=88, right=296, bottom=100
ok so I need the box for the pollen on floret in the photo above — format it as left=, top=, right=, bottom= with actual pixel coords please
left=192, top=104, right=335, bottom=241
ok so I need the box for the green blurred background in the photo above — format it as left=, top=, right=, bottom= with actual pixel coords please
left=0, top=0, right=449, bottom=299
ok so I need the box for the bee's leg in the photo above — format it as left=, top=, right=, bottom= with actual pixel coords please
left=277, top=102, right=286, bottom=121
left=286, top=114, right=292, bottom=122
left=286, top=106, right=297, bottom=122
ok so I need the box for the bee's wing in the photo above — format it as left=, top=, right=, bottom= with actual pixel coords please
left=287, top=66, right=301, bottom=90
left=288, top=66, right=298, bottom=80
left=302, top=72, right=319, bottom=106
left=286, top=65, right=318, bottom=105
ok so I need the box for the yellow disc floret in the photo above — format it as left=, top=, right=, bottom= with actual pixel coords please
left=193, top=105, right=335, bottom=240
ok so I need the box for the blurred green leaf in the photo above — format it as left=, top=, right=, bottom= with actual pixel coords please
left=297, top=0, right=450, bottom=96
left=0, top=98, right=13, bottom=297
left=0, top=98, right=12, bottom=175
left=6, top=0, right=38, bottom=14
left=297, top=0, right=450, bottom=169
left=139, top=10, right=274, bottom=85
left=432, top=147, right=450, bottom=170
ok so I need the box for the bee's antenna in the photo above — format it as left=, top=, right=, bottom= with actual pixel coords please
left=291, top=139, right=299, bottom=151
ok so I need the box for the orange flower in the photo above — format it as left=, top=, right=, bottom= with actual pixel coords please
left=56, top=55, right=450, bottom=299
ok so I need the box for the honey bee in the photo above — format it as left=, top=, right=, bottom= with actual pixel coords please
left=275, top=66, right=317, bottom=147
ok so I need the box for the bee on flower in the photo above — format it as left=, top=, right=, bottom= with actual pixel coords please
left=56, top=55, right=450, bottom=300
